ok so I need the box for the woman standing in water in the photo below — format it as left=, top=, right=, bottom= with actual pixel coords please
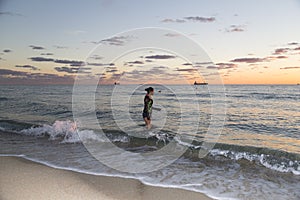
left=143, top=87, right=154, bottom=129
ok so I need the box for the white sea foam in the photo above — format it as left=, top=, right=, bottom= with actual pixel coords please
left=19, top=120, right=106, bottom=143
left=210, top=149, right=300, bottom=175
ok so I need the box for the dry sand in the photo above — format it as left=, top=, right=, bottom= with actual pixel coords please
left=0, top=156, right=213, bottom=200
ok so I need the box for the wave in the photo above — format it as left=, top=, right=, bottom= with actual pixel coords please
left=0, top=97, right=9, bottom=101
left=209, top=149, right=300, bottom=175
left=0, top=119, right=299, bottom=175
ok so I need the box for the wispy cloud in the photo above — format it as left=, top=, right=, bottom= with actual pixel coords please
left=280, top=66, right=300, bottom=70
left=230, top=57, right=267, bottom=63
left=86, top=62, right=114, bottom=67
left=184, top=16, right=216, bottom=22
left=145, top=54, right=176, bottom=59
left=0, top=11, right=23, bottom=17
left=288, top=42, right=298, bottom=46
left=272, top=48, right=290, bottom=55
left=54, top=66, right=91, bottom=74
left=267, top=55, right=288, bottom=60
left=194, top=62, right=214, bottom=65
left=294, top=47, right=300, bottom=51
left=29, top=56, right=85, bottom=66
left=53, top=45, right=68, bottom=49
left=182, top=63, right=193, bottom=66
left=41, top=53, right=53, bottom=56
left=0, top=69, right=75, bottom=85
left=161, top=16, right=216, bottom=23
left=29, top=57, right=54, bottom=62
left=161, top=18, right=186, bottom=23
left=164, top=33, right=181, bottom=37
left=176, top=68, right=198, bottom=72
left=89, top=54, right=103, bottom=60
left=124, top=60, right=144, bottom=66
left=29, top=45, right=45, bottom=50
left=54, top=59, right=85, bottom=67
left=225, top=25, right=245, bottom=32
left=215, top=63, right=238, bottom=69
left=3, top=49, right=12, bottom=53
left=15, top=64, right=39, bottom=71
left=91, top=36, right=131, bottom=46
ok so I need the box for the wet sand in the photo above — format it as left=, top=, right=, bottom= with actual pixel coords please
left=0, top=156, right=213, bottom=200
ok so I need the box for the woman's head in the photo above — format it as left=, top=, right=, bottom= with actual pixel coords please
left=145, top=87, right=154, bottom=95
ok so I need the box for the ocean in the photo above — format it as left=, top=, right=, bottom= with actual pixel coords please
left=0, top=84, right=299, bottom=200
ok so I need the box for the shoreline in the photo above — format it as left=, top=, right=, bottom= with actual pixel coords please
left=0, top=156, right=214, bottom=200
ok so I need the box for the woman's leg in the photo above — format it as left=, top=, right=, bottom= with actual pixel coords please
left=144, top=117, right=151, bottom=129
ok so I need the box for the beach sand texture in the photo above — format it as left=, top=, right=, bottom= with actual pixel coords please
left=0, top=156, right=213, bottom=200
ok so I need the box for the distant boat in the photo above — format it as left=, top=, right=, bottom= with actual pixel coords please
left=114, top=82, right=120, bottom=85
left=297, top=83, right=300, bottom=85
left=194, top=81, right=208, bottom=85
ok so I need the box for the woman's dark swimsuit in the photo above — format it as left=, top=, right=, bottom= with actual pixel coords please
left=143, top=95, right=153, bottom=120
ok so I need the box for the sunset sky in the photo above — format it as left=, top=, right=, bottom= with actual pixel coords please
left=0, top=0, right=299, bottom=85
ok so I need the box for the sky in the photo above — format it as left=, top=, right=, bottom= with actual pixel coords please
left=0, top=0, right=299, bottom=85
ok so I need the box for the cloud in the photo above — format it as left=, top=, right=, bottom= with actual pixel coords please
left=145, top=54, right=176, bottom=59
left=294, top=47, right=300, bottom=51
left=280, top=66, right=300, bottom=70
left=106, top=69, right=118, bottom=73
left=0, top=11, right=23, bottom=17
left=41, top=53, right=53, bottom=56
left=15, top=65, right=39, bottom=71
left=29, top=56, right=85, bottom=66
left=273, top=48, right=290, bottom=55
left=91, top=36, right=131, bottom=46
left=207, top=65, right=218, bottom=69
left=3, top=49, right=12, bottom=53
left=161, top=16, right=215, bottom=23
left=230, top=57, right=266, bottom=63
left=89, top=55, right=103, bottom=60
left=29, top=57, right=54, bottom=62
left=123, top=67, right=178, bottom=81
left=124, top=60, right=144, bottom=65
left=267, top=55, right=288, bottom=60
left=194, top=61, right=214, bottom=65
left=182, top=63, right=193, bottom=66
left=176, top=68, right=198, bottom=72
left=29, top=45, right=45, bottom=50
left=53, top=45, right=68, bottom=49
left=87, top=62, right=106, bottom=66
left=0, top=69, right=28, bottom=76
left=288, top=42, right=298, bottom=45
left=269, top=44, right=300, bottom=56
left=216, top=63, right=237, bottom=69
left=225, top=25, right=245, bottom=32
left=161, top=18, right=186, bottom=23
left=152, top=66, right=168, bottom=70
left=0, top=69, right=75, bottom=85
left=54, top=66, right=91, bottom=74
left=275, top=55, right=288, bottom=59
left=54, top=59, right=85, bottom=67
left=184, top=16, right=216, bottom=22
left=164, top=33, right=181, bottom=37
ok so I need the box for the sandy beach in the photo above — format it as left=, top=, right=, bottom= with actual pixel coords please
left=0, top=156, right=213, bottom=200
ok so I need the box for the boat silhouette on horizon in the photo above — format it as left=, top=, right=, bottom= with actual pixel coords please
left=194, top=81, right=208, bottom=85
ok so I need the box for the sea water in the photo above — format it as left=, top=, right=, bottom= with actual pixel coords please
left=0, top=84, right=299, bottom=200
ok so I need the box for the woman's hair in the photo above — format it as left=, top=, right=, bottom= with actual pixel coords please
left=145, top=87, right=154, bottom=93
